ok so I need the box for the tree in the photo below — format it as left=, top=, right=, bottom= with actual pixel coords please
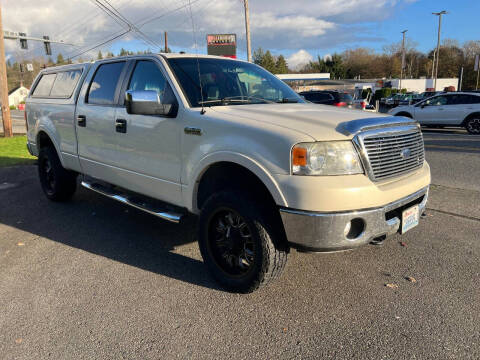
left=56, top=53, right=64, bottom=65
left=260, top=50, right=276, bottom=73
left=97, top=51, right=103, bottom=60
left=275, top=55, right=289, bottom=74
left=253, top=47, right=265, bottom=65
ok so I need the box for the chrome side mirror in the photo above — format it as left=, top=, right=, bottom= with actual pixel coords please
left=125, top=90, right=172, bottom=116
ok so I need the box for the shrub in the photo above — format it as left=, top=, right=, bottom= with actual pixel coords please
left=9, top=105, right=16, bottom=110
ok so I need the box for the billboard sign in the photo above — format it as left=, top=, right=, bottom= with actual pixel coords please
left=207, top=34, right=236, bottom=58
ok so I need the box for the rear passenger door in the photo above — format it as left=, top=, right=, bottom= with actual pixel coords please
left=75, top=60, right=128, bottom=181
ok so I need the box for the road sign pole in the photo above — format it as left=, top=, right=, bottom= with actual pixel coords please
left=0, top=6, right=12, bottom=137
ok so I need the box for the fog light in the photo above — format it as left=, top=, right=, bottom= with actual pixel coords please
left=344, top=218, right=365, bottom=240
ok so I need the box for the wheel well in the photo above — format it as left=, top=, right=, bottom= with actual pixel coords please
left=395, top=112, right=412, bottom=118
left=463, top=112, right=480, bottom=125
left=37, top=131, right=54, bottom=150
left=196, top=161, right=289, bottom=250
left=197, top=162, right=276, bottom=211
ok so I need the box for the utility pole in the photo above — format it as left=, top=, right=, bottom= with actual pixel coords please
left=243, top=0, right=252, bottom=62
left=433, top=10, right=447, bottom=91
left=399, top=30, right=407, bottom=91
left=0, top=6, right=12, bottom=137
left=164, top=31, right=168, bottom=53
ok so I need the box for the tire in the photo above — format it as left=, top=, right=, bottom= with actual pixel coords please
left=465, top=116, right=480, bottom=135
left=38, top=146, right=78, bottom=201
left=198, top=190, right=287, bottom=293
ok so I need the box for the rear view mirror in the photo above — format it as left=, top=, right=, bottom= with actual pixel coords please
left=125, top=90, right=173, bottom=116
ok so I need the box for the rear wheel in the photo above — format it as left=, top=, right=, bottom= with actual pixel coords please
left=465, top=117, right=480, bottom=135
left=198, top=190, right=287, bottom=293
left=38, top=146, right=77, bottom=201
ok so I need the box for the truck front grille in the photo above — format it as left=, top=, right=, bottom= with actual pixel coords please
left=358, top=126, right=425, bottom=181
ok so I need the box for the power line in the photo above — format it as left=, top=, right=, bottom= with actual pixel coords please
left=92, top=0, right=161, bottom=49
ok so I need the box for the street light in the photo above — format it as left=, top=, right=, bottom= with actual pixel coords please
left=399, top=30, right=407, bottom=91
left=433, top=10, right=447, bottom=91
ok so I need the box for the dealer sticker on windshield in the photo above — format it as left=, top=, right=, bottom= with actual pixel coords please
left=401, top=205, right=420, bottom=234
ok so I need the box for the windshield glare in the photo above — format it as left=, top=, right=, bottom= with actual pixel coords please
left=166, top=57, right=304, bottom=107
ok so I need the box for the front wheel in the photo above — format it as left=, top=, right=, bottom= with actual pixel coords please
left=465, top=117, right=480, bottom=135
left=198, top=190, right=287, bottom=293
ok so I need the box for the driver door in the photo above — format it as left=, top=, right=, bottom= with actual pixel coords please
left=112, top=59, right=183, bottom=205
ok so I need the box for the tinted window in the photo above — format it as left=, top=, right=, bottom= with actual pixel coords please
left=302, top=93, right=331, bottom=102
left=128, top=61, right=167, bottom=101
left=466, top=94, right=480, bottom=104
left=50, top=70, right=82, bottom=98
left=425, top=95, right=447, bottom=106
left=87, top=62, right=125, bottom=105
left=32, top=73, right=56, bottom=97
left=338, top=93, right=353, bottom=103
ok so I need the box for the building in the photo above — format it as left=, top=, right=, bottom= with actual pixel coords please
left=8, top=86, right=29, bottom=107
left=276, top=73, right=330, bottom=91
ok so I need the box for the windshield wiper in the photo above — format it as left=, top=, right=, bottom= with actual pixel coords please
left=276, top=97, right=299, bottom=103
left=198, top=96, right=275, bottom=106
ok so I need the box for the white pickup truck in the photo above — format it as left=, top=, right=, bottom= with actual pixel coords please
left=26, top=54, right=430, bottom=292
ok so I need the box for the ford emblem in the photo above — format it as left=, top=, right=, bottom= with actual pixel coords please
left=400, top=148, right=412, bottom=159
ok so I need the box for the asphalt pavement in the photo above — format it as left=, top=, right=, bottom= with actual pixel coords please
left=0, top=129, right=479, bottom=359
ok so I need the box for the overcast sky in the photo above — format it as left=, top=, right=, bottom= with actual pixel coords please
left=3, top=0, right=478, bottom=69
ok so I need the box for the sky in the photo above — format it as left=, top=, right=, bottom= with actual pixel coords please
left=3, top=0, right=479, bottom=70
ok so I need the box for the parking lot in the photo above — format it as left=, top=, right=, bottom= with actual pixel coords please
left=0, top=127, right=478, bottom=359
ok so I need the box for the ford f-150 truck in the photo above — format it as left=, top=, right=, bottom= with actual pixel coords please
left=26, top=54, right=430, bottom=293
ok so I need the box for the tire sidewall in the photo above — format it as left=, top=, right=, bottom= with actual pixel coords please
left=198, top=191, right=271, bottom=292
left=466, top=117, right=480, bottom=135
left=38, top=147, right=58, bottom=198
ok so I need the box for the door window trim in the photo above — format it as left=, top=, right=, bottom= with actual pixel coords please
left=85, top=60, right=129, bottom=107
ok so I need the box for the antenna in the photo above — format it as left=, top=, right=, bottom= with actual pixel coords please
left=187, top=0, right=205, bottom=114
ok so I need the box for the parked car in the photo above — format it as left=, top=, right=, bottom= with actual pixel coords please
left=389, top=92, right=480, bottom=134
left=298, top=90, right=354, bottom=108
left=26, top=54, right=430, bottom=292
left=397, top=93, right=423, bottom=106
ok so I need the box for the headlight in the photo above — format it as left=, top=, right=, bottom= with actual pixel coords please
left=292, top=141, right=363, bottom=176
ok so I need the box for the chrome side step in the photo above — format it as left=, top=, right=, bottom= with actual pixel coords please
left=81, top=181, right=184, bottom=223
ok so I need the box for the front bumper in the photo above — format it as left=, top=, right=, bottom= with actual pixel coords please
left=280, top=186, right=428, bottom=252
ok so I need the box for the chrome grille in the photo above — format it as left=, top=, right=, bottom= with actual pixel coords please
left=357, top=126, right=425, bottom=181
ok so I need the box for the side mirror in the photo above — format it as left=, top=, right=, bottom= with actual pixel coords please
left=125, top=90, right=173, bottom=116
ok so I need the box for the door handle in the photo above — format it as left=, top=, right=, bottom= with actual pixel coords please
left=77, top=115, right=86, bottom=127
left=115, top=119, right=127, bottom=133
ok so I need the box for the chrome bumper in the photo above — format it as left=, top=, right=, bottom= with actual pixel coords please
left=279, top=186, right=429, bottom=252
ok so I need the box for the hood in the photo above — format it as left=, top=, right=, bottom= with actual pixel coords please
left=210, top=103, right=389, bottom=141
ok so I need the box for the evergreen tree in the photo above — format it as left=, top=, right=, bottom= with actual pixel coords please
left=253, top=47, right=265, bottom=65
left=97, top=51, right=103, bottom=60
left=56, top=53, right=64, bottom=64
left=275, top=55, right=289, bottom=74
left=261, top=50, right=276, bottom=73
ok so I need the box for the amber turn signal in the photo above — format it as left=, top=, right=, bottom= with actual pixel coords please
left=292, top=146, right=307, bottom=167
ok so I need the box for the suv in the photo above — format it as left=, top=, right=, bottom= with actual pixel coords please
left=26, top=54, right=430, bottom=292
left=390, top=92, right=480, bottom=134
left=299, top=90, right=354, bottom=107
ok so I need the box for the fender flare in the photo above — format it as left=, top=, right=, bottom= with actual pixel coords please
left=184, top=151, right=288, bottom=213
left=36, top=126, right=65, bottom=167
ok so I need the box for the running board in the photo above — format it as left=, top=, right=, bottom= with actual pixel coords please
left=81, top=181, right=184, bottom=223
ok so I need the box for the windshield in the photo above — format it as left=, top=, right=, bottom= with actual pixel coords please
left=166, top=57, right=304, bottom=107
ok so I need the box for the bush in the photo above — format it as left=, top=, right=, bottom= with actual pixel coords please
left=374, top=88, right=392, bottom=101
left=9, top=105, right=16, bottom=110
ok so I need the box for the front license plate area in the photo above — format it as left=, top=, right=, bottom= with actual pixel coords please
left=401, top=204, right=419, bottom=234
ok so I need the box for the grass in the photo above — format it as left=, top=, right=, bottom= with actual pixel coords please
left=0, top=135, right=37, bottom=167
